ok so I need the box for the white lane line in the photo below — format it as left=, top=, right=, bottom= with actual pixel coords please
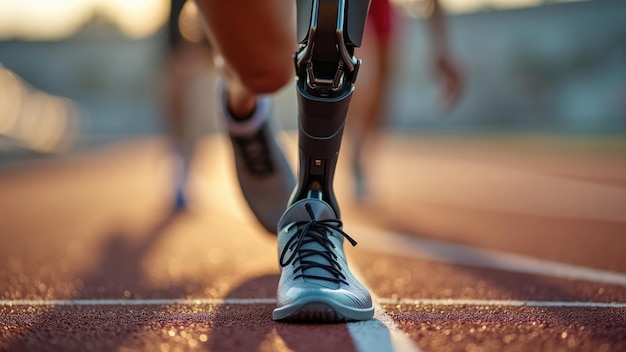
left=2, top=298, right=624, bottom=308
left=376, top=298, right=626, bottom=309
left=348, top=304, right=421, bottom=352
left=352, top=224, right=626, bottom=287
left=0, top=298, right=276, bottom=306
left=348, top=264, right=421, bottom=352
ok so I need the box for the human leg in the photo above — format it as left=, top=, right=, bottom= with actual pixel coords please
left=194, top=0, right=296, bottom=106
left=164, top=0, right=214, bottom=211
left=347, top=0, right=396, bottom=199
left=194, top=0, right=297, bottom=233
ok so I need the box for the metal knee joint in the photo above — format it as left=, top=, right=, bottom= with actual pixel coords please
left=295, top=0, right=369, bottom=97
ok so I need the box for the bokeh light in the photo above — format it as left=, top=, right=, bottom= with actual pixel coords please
left=0, top=0, right=169, bottom=41
left=0, top=65, right=79, bottom=153
left=178, top=0, right=204, bottom=43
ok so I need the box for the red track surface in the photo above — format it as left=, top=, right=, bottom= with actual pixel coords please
left=1, top=134, right=625, bottom=351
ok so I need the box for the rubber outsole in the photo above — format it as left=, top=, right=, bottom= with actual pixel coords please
left=273, top=299, right=374, bottom=323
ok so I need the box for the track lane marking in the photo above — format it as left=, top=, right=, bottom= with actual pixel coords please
left=351, top=224, right=626, bottom=287
left=349, top=263, right=421, bottom=352
left=376, top=298, right=626, bottom=308
left=346, top=265, right=421, bottom=352
left=2, top=298, right=624, bottom=308
left=0, top=298, right=275, bottom=306
left=347, top=303, right=421, bottom=352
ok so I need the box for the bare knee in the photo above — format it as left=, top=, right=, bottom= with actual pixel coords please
left=237, top=64, right=294, bottom=94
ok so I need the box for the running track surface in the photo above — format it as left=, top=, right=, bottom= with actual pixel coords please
left=1, top=133, right=625, bottom=351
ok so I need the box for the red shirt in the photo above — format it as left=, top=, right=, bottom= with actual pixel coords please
left=367, top=0, right=396, bottom=42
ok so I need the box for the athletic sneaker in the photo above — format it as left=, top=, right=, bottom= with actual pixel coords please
left=273, top=198, right=374, bottom=322
left=218, top=83, right=296, bottom=234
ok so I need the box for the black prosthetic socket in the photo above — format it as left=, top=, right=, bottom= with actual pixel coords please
left=289, top=0, right=370, bottom=218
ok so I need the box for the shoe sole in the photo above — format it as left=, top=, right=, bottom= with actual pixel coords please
left=272, top=297, right=374, bottom=323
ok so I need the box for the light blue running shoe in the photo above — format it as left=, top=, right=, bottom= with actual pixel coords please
left=273, top=198, right=374, bottom=322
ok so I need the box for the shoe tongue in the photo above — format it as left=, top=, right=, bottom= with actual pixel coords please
left=279, top=199, right=336, bottom=227
left=295, top=200, right=341, bottom=288
left=301, top=241, right=336, bottom=288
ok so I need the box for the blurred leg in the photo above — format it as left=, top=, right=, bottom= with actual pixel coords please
left=194, top=0, right=297, bottom=233
left=349, top=33, right=393, bottom=198
left=347, top=0, right=395, bottom=199
left=194, top=0, right=296, bottom=117
left=164, top=0, right=215, bottom=211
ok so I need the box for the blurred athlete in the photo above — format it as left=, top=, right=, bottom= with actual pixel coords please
left=347, top=0, right=463, bottom=199
left=163, top=0, right=214, bottom=211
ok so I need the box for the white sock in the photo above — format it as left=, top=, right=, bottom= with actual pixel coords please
left=219, top=81, right=271, bottom=137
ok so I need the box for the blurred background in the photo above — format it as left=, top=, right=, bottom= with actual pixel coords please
left=0, top=0, right=625, bottom=162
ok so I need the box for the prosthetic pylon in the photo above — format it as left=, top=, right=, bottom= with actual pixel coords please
left=289, top=0, right=371, bottom=218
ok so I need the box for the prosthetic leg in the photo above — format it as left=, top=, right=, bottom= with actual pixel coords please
left=290, top=0, right=371, bottom=218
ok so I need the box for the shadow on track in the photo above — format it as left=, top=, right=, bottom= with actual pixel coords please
left=206, top=274, right=393, bottom=352
left=3, top=210, right=189, bottom=351
left=208, top=273, right=359, bottom=352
